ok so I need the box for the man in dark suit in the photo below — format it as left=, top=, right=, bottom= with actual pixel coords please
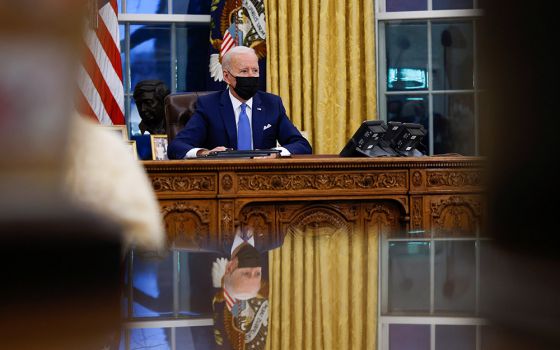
left=167, top=46, right=312, bottom=159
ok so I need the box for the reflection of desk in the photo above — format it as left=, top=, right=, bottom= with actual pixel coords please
left=143, top=155, right=485, bottom=249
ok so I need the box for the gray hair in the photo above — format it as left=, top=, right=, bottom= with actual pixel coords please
left=222, top=46, right=257, bottom=71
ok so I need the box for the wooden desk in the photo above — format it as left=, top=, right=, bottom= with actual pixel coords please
left=144, top=155, right=485, bottom=249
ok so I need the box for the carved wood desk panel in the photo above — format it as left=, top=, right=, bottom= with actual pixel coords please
left=144, top=156, right=485, bottom=249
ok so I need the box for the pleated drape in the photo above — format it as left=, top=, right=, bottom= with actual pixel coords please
left=267, top=226, right=378, bottom=350
left=264, top=0, right=376, bottom=154
left=263, top=2, right=377, bottom=348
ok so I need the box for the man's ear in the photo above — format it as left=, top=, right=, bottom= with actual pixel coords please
left=223, top=70, right=233, bottom=86
left=225, top=257, right=238, bottom=274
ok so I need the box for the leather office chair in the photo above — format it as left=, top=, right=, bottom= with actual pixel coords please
left=164, top=91, right=212, bottom=143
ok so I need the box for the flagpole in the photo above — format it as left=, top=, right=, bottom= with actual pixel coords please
left=88, top=0, right=99, bottom=29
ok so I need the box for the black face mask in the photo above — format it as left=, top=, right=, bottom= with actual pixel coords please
left=230, top=73, right=259, bottom=100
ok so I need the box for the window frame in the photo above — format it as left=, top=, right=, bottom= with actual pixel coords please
left=375, top=4, right=484, bottom=156
left=378, top=233, right=491, bottom=350
left=122, top=249, right=215, bottom=350
left=118, top=3, right=211, bottom=136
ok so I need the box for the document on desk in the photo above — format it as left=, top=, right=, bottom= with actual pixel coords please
left=197, top=149, right=283, bottom=159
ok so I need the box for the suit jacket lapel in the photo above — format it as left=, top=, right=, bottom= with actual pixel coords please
left=219, top=90, right=237, bottom=148
left=251, top=92, right=265, bottom=149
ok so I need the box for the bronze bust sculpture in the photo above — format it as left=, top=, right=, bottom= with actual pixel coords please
left=133, top=80, right=170, bottom=135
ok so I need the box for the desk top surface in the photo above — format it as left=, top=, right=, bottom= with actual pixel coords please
left=143, top=155, right=484, bottom=172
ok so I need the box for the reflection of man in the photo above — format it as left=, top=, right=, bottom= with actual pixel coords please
left=167, top=46, right=312, bottom=159
left=211, top=231, right=271, bottom=350
left=133, top=80, right=170, bottom=135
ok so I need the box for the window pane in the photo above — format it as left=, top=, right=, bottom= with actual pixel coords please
left=130, top=328, right=172, bottom=349
left=386, top=0, right=427, bottom=12
left=433, top=0, right=474, bottom=10
left=386, top=22, right=429, bottom=91
left=476, top=20, right=486, bottom=90
left=132, top=251, right=174, bottom=318
left=431, top=21, right=474, bottom=90
left=130, top=24, right=171, bottom=92
left=173, top=0, right=211, bottom=14
left=387, top=95, right=430, bottom=154
left=433, top=93, right=475, bottom=155
left=389, top=324, right=430, bottom=350
left=176, top=24, right=211, bottom=92
left=435, top=325, right=476, bottom=350
left=434, top=241, right=476, bottom=314
left=127, top=0, right=167, bottom=14
left=176, top=326, right=216, bottom=350
left=129, top=99, right=142, bottom=136
left=387, top=95, right=428, bottom=124
left=178, top=252, right=220, bottom=316
left=388, top=241, right=431, bottom=313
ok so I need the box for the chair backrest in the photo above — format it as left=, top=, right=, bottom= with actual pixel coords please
left=164, top=91, right=212, bottom=142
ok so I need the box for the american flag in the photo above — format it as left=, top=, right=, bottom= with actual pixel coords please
left=78, top=0, right=125, bottom=126
left=223, top=288, right=237, bottom=311
left=220, top=24, right=238, bottom=58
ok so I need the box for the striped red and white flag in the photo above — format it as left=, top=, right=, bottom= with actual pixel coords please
left=220, top=24, right=237, bottom=58
left=223, top=288, right=237, bottom=311
left=78, top=0, right=125, bottom=125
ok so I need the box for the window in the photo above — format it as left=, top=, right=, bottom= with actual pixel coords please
left=118, top=3, right=214, bottom=346
left=376, top=4, right=486, bottom=349
left=121, top=250, right=219, bottom=350
left=379, top=231, right=492, bottom=350
left=376, top=2, right=483, bottom=156
left=118, top=0, right=211, bottom=136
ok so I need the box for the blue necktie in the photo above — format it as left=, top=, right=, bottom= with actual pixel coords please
left=237, top=103, right=252, bottom=150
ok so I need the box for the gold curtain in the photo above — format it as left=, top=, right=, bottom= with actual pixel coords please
left=264, top=0, right=376, bottom=154
left=263, top=2, right=377, bottom=348
left=266, top=221, right=378, bottom=350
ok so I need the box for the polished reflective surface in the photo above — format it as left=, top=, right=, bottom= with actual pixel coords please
left=434, top=241, right=476, bottom=314
left=388, top=241, right=431, bottom=313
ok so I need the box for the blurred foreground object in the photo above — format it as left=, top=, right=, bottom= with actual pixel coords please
left=0, top=1, right=86, bottom=219
left=63, top=115, right=165, bottom=250
left=0, top=1, right=164, bottom=348
left=479, top=0, right=560, bottom=349
left=0, top=211, right=123, bottom=350
left=0, top=0, right=164, bottom=250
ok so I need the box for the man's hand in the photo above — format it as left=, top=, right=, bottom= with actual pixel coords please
left=253, top=149, right=280, bottom=159
left=260, top=152, right=280, bottom=159
left=269, top=152, right=281, bottom=158
left=197, top=146, right=228, bottom=157
left=211, top=257, right=228, bottom=288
